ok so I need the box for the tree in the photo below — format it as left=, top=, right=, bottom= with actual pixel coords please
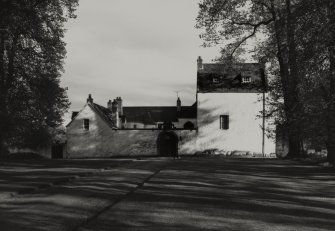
left=296, top=0, right=335, bottom=164
left=0, top=0, right=78, bottom=156
left=327, top=1, right=335, bottom=165
left=196, top=0, right=335, bottom=163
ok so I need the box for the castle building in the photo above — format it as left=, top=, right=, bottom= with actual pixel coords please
left=196, top=56, right=274, bottom=154
left=65, top=57, right=275, bottom=158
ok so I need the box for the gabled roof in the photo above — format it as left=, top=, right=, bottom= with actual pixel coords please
left=197, top=62, right=266, bottom=93
left=67, top=102, right=196, bottom=127
left=66, top=103, right=117, bottom=128
left=91, top=103, right=116, bottom=128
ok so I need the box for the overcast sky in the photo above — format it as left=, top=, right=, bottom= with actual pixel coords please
left=61, top=0, right=220, bottom=123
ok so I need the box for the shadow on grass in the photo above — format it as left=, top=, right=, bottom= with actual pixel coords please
left=0, top=158, right=334, bottom=231
left=0, top=159, right=131, bottom=198
left=0, top=160, right=167, bottom=231
left=80, top=158, right=335, bottom=231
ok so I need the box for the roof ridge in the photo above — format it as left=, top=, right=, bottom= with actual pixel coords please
left=93, top=103, right=108, bottom=110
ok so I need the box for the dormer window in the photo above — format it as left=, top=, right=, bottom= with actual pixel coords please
left=213, top=77, right=220, bottom=83
left=242, top=76, right=251, bottom=83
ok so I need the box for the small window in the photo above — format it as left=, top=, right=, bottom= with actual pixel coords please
left=83, top=119, right=89, bottom=130
left=133, top=124, right=137, bottom=129
left=242, top=76, right=251, bottom=83
left=220, top=115, right=229, bottom=130
left=213, top=77, right=220, bottom=83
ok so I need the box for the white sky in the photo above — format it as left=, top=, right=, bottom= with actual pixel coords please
left=61, top=0, right=220, bottom=123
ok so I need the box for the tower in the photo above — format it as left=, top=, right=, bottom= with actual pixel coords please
left=196, top=56, right=275, bottom=154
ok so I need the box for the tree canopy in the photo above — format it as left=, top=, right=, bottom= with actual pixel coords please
left=0, top=0, right=78, bottom=155
left=196, top=0, right=335, bottom=164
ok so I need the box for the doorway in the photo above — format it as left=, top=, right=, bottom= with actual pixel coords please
left=157, top=131, right=178, bottom=156
left=51, top=143, right=63, bottom=159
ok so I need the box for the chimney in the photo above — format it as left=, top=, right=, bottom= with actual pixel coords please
left=111, top=99, right=118, bottom=113
left=116, top=97, right=123, bottom=116
left=111, top=99, right=119, bottom=128
left=177, top=97, right=181, bottom=112
left=87, top=94, right=93, bottom=104
left=107, top=99, right=112, bottom=109
left=197, top=56, right=203, bottom=70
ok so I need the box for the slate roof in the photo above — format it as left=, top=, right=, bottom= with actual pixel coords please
left=179, top=102, right=197, bottom=118
left=68, top=101, right=196, bottom=127
left=197, top=63, right=266, bottom=93
left=90, top=103, right=117, bottom=128
left=123, top=104, right=196, bottom=124
left=123, top=107, right=177, bottom=124
left=66, top=103, right=117, bottom=128
left=71, top=111, right=79, bottom=120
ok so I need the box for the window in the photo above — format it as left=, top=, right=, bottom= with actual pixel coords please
left=220, top=115, right=229, bottom=130
left=242, top=76, right=251, bottom=83
left=213, top=77, right=220, bottom=83
left=83, top=119, right=89, bottom=130
left=133, top=124, right=137, bottom=129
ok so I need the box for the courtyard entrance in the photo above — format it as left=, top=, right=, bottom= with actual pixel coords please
left=157, top=131, right=178, bottom=156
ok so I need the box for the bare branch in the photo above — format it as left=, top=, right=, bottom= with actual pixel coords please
left=231, top=18, right=273, bottom=27
left=228, top=18, right=273, bottom=58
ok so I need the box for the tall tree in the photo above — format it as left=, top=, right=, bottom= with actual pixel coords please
left=0, top=0, right=78, bottom=155
left=297, top=0, right=335, bottom=164
left=327, top=1, right=335, bottom=164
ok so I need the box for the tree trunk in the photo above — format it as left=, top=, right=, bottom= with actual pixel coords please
left=327, top=132, right=335, bottom=164
left=271, top=1, right=303, bottom=157
left=327, top=43, right=335, bottom=164
left=285, top=0, right=303, bottom=158
left=326, top=0, right=335, bottom=165
left=0, top=30, right=8, bottom=157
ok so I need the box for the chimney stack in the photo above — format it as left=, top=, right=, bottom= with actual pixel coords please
left=87, top=94, right=93, bottom=104
left=111, top=99, right=119, bottom=128
left=197, top=56, right=203, bottom=70
left=111, top=99, right=118, bottom=113
left=116, top=97, right=123, bottom=116
left=107, top=99, right=112, bottom=109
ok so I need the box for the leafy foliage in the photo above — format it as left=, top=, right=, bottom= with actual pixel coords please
left=0, top=0, right=78, bottom=153
left=196, top=0, right=335, bottom=163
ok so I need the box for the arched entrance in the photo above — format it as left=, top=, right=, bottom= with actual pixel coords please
left=183, top=121, right=194, bottom=130
left=157, top=131, right=178, bottom=156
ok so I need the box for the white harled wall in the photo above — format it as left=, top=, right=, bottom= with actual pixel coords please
left=197, top=93, right=275, bottom=154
